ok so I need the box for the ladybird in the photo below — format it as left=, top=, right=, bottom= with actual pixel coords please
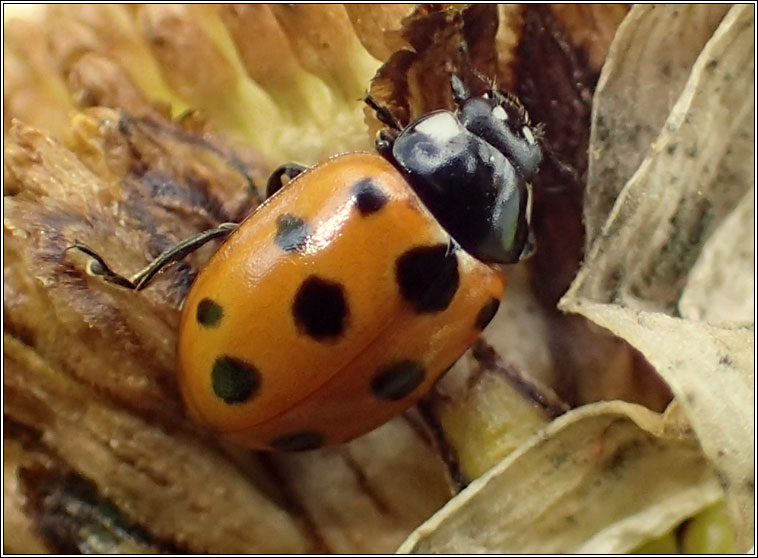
left=69, top=74, right=542, bottom=451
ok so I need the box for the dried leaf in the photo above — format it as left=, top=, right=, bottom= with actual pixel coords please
left=4, top=334, right=310, bottom=553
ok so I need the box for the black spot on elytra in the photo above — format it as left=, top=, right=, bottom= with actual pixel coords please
left=211, top=356, right=260, bottom=404
left=270, top=431, right=325, bottom=451
left=352, top=178, right=388, bottom=215
left=475, top=298, right=500, bottom=330
left=292, top=276, right=348, bottom=341
left=275, top=214, right=309, bottom=253
left=395, top=244, right=459, bottom=313
left=371, top=360, right=426, bottom=401
left=196, top=298, right=223, bottom=327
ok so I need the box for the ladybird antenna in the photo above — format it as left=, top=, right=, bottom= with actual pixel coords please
left=450, top=73, right=470, bottom=105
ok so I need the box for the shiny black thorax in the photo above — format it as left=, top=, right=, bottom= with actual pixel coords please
left=383, top=89, right=542, bottom=265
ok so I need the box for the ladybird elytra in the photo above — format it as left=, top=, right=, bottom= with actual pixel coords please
left=177, top=153, right=506, bottom=448
left=69, top=73, right=541, bottom=450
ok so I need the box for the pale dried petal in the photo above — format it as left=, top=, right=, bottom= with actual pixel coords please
left=585, top=5, right=732, bottom=246
left=557, top=306, right=754, bottom=550
left=399, top=401, right=723, bottom=553
left=46, top=5, right=190, bottom=115
left=67, top=53, right=163, bottom=118
left=268, top=5, right=379, bottom=102
left=679, top=187, right=755, bottom=325
left=3, top=19, right=77, bottom=137
left=217, top=5, right=330, bottom=123
left=572, top=5, right=754, bottom=314
left=482, top=266, right=554, bottom=385
left=136, top=5, right=283, bottom=158
left=269, top=421, right=450, bottom=553
left=562, top=5, right=755, bottom=549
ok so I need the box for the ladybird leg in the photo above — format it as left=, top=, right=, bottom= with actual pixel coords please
left=520, top=228, right=537, bottom=260
left=265, top=163, right=308, bottom=199
left=66, top=222, right=238, bottom=291
left=130, top=223, right=238, bottom=290
left=363, top=94, right=403, bottom=131
left=374, top=129, right=398, bottom=159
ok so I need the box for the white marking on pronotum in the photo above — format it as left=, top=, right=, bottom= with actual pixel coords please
left=522, top=126, right=536, bottom=145
left=492, top=105, right=508, bottom=121
left=415, top=112, right=461, bottom=142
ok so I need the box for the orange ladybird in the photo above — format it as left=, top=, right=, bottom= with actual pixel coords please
left=70, top=74, right=542, bottom=451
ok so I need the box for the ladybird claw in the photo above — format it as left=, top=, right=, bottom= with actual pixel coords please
left=65, top=241, right=137, bottom=289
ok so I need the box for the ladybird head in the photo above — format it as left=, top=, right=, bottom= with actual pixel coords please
left=381, top=75, right=541, bottom=265
left=456, top=80, right=543, bottom=181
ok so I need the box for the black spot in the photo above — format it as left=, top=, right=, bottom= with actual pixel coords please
left=211, top=356, right=260, bottom=404
left=270, top=431, right=325, bottom=452
left=395, top=244, right=459, bottom=313
left=353, top=178, right=388, bottom=215
left=275, top=214, right=309, bottom=253
left=292, top=276, right=348, bottom=341
left=196, top=298, right=223, bottom=327
left=475, top=298, right=500, bottom=330
left=371, top=360, right=426, bottom=401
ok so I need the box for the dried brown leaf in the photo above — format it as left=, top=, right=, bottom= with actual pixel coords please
left=4, top=334, right=309, bottom=553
